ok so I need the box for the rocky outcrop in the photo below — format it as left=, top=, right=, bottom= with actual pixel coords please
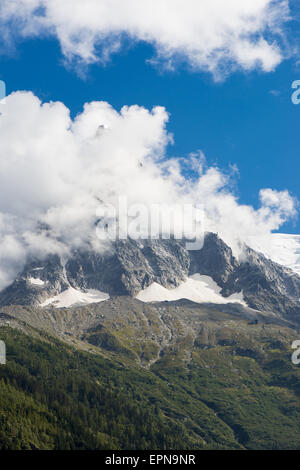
left=1, top=233, right=300, bottom=321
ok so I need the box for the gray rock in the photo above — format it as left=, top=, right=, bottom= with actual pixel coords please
left=1, top=233, right=300, bottom=322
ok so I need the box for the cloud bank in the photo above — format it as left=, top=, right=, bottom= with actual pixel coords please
left=0, top=91, right=296, bottom=290
left=0, top=0, right=291, bottom=77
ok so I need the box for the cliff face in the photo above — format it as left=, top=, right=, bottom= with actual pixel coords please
left=1, top=232, right=300, bottom=322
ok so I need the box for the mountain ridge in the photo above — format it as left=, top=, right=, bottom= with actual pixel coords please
left=1, top=232, right=300, bottom=324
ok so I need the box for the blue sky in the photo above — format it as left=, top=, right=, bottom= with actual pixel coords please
left=0, top=0, right=300, bottom=233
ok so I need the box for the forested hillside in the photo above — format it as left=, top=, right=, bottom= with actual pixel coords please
left=1, top=320, right=300, bottom=450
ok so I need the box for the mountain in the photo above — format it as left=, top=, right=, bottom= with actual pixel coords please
left=252, top=233, right=300, bottom=276
left=1, top=232, right=300, bottom=450
left=1, top=232, right=300, bottom=323
left=1, top=296, right=300, bottom=450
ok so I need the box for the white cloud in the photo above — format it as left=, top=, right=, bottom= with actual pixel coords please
left=0, top=0, right=291, bottom=77
left=0, top=91, right=297, bottom=289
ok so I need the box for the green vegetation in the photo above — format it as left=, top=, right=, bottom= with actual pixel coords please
left=0, top=327, right=191, bottom=450
left=1, top=317, right=300, bottom=450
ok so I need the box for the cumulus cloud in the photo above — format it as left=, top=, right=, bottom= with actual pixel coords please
left=0, top=91, right=297, bottom=289
left=0, top=0, right=291, bottom=77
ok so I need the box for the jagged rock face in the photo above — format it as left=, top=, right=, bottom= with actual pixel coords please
left=189, top=232, right=239, bottom=285
left=221, top=246, right=300, bottom=317
left=66, top=238, right=190, bottom=295
left=0, top=255, right=69, bottom=306
left=0, top=233, right=300, bottom=321
left=66, top=250, right=128, bottom=296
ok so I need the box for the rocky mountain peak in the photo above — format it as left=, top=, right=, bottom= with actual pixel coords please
left=0, top=232, right=300, bottom=323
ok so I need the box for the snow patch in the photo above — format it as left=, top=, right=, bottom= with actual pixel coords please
left=28, top=277, right=45, bottom=286
left=41, top=287, right=109, bottom=308
left=251, top=234, right=300, bottom=276
left=136, top=274, right=246, bottom=306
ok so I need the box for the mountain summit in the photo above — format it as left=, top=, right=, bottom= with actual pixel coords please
left=1, top=232, right=300, bottom=323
